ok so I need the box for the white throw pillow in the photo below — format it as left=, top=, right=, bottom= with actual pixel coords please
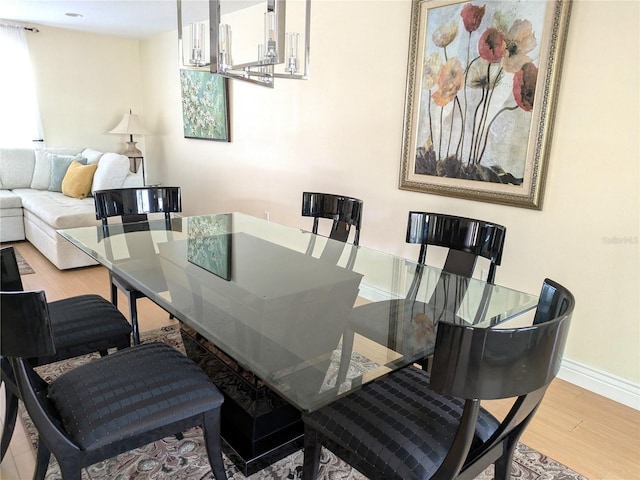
left=31, top=148, right=82, bottom=190
left=81, top=148, right=104, bottom=165
left=30, top=150, right=53, bottom=190
left=91, top=153, right=130, bottom=194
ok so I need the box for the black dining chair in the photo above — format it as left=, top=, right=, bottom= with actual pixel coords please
left=94, top=186, right=182, bottom=344
left=302, top=278, right=575, bottom=480
left=405, top=211, right=506, bottom=282
left=348, top=212, right=507, bottom=364
left=1, top=289, right=227, bottom=480
left=301, top=192, right=364, bottom=384
left=301, top=192, right=363, bottom=269
left=0, top=246, right=132, bottom=462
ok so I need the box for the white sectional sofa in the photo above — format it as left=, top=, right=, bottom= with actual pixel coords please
left=0, top=147, right=143, bottom=269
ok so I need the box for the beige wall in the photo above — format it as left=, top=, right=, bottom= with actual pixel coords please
left=28, top=0, right=640, bottom=403
left=28, top=26, right=144, bottom=152
left=140, top=0, right=640, bottom=392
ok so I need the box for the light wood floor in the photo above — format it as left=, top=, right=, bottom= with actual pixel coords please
left=1, top=241, right=639, bottom=479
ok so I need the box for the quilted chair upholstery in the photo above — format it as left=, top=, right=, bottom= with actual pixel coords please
left=302, top=279, right=574, bottom=480
left=0, top=246, right=132, bottom=462
left=304, top=365, right=500, bottom=479
left=32, top=294, right=132, bottom=364
left=1, top=290, right=227, bottom=480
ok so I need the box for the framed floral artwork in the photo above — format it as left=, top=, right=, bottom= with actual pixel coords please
left=187, top=214, right=232, bottom=280
left=180, top=70, right=230, bottom=142
left=399, top=0, right=572, bottom=209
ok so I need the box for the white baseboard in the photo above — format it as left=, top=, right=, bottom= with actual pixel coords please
left=558, top=359, right=640, bottom=410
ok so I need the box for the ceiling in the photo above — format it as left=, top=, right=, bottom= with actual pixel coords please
left=0, top=0, right=260, bottom=39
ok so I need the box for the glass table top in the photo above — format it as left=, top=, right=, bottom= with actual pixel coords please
left=59, top=212, right=538, bottom=411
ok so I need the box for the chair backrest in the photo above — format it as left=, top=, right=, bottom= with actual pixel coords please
left=94, top=186, right=182, bottom=225
left=301, top=192, right=363, bottom=246
left=94, top=188, right=179, bottom=293
left=406, top=212, right=506, bottom=283
left=428, top=278, right=574, bottom=477
left=0, top=247, right=24, bottom=292
left=1, top=290, right=56, bottom=360
left=431, top=278, right=574, bottom=399
left=0, top=290, right=76, bottom=453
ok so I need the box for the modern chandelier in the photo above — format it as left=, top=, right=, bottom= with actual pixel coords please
left=177, top=0, right=310, bottom=88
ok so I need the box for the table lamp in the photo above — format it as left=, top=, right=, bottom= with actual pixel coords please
left=109, top=110, right=149, bottom=173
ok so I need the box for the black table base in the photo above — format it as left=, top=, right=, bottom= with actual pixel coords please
left=180, top=326, right=304, bottom=476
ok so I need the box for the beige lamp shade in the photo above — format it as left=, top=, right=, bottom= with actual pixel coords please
left=109, top=111, right=149, bottom=158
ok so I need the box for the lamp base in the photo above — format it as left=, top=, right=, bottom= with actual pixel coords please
left=129, top=157, right=143, bottom=173
left=123, top=141, right=142, bottom=158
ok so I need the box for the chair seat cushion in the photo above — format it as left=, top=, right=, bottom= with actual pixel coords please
left=303, top=365, right=500, bottom=480
left=36, top=295, right=131, bottom=364
left=48, top=342, right=223, bottom=451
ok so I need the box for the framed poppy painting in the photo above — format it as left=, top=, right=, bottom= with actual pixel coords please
left=399, top=0, right=572, bottom=209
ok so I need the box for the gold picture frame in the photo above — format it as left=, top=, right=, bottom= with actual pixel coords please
left=399, top=0, right=572, bottom=209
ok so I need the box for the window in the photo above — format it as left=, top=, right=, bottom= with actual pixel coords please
left=0, top=24, right=43, bottom=148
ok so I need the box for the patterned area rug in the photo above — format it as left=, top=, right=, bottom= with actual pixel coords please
left=21, top=325, right=587, bottom=480
left=14, top=248, right=35, bottom=275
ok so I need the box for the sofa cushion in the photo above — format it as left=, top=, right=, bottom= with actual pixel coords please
left=31, top=151, right=52, bottom=190
left=81, top=148, right=104, bottom=165
left=13, top=189, right=97, bottom=230
left=91, top=153, right=130, bottom=194
left=49, top=155, right=87, bottom=192
left=62, top=161, right=99, bottom=199
left=0, top=148, right=35, bottom=190
left=0, top=214, right=25, bottom=242
left=0, top=207, right=23, bottom=218
left=31, top=148, right=82, bottom=190
left=122, top=172, right=143, bottom=188
left=0, top=189, right=23, bottom=209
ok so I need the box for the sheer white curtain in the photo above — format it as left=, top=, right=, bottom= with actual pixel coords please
left=0, top=24, right=44, bottom=148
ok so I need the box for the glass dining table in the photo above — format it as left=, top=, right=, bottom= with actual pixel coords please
left=59, top=212, right=538, bottom=474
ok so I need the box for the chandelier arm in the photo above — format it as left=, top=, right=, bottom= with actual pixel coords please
left=178, top=0, right=310, bottom=86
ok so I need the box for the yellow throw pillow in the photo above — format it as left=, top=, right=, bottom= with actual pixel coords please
left=61, top=161, right=99, bottom=199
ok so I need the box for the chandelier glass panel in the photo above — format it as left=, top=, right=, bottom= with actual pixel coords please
left=177, top=0, right=310, bottom=88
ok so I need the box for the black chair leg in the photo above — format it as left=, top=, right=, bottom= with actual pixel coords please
left=202, top=410, right=227, bottom=480
left=33, top=439, right=52, bottom=480
left=110, top=278, right=118, bottom=308
left=127, top=292, right=140, bottom=345
left=494, top=436, right=519, bottom=480
left=0, top=388, right=19, bottom=461
left=57, top=455, right=83, bottom=480
left=418, top=356, right=432, bottom=372
left=302, top=427, right=322, bottom=480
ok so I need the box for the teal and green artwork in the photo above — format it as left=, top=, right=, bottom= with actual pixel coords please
left=187, top=215, right=232, bottom=280
left=180, top=70, right=230, bottom=141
